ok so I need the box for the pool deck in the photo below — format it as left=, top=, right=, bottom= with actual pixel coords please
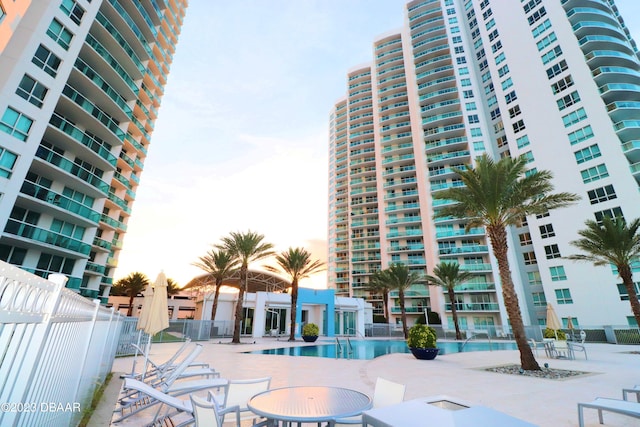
left=98, top=338, right=640, bottom=427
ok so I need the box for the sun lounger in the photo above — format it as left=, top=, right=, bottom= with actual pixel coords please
left=578, top=397, right=640, bottom=427
left=118, top=378, right=195, bottom=427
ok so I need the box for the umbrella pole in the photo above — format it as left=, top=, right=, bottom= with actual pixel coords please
left=141, top=335, right=152, bottom=381
left=131, top=329, right=142, bottom=376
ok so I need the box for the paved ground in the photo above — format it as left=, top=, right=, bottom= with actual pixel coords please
left=91, top=338, right=640, bottom=427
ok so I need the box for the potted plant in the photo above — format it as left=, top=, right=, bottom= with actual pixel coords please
left=302, top=323, right=319, bottom=342
left=407, top=324, right=439, bottom=360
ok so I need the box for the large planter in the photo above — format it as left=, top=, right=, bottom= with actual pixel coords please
left=409, top=347, right=439, bottom=360
left=302, top=335, right=318, bottom=343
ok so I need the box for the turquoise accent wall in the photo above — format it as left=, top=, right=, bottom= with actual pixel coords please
left=297, top=288, right=335, bottom=337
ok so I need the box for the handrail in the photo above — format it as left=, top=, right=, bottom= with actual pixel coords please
left=336, top=337, right=343, bottom=359
left=346, top=337, right=354, bottom=359
left=461, top=331, right=492, bottom=351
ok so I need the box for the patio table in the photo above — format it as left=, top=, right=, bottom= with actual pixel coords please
left=362, top=396, right=538, bottom=427
left=247, top=385, right=372, bottom=426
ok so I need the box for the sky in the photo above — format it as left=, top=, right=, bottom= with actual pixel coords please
left=113, top=0, right=640, bottom=289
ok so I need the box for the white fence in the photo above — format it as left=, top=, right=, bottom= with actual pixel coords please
left=0, top=261, right=122, bottom=427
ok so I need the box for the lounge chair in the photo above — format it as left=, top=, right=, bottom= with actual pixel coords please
left=190, top=392, right=241, bottom=427
left=528, top=339, right=545, bottom=357
left=623, top=385, right=640, bottom=402
left=577, top=397, right=640, bottom=427
left=131, top=340, right=214, bottom=382
left=114, top=345, right=227, bottom=422
left=333, top=377, right=405, bottom=425
left=117, top=377, right=195, bottom=427
left=216, top=377, right=272, bottom=424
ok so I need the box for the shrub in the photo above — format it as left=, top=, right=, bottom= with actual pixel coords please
left=407, top=324, right=437, bottom=348
left=544, top=328, right=566, bottom=340
left=302, top=323, right=319, bottom=336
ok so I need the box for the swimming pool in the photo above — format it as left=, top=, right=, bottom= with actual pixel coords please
left=247, top=339, right=518, bottom=360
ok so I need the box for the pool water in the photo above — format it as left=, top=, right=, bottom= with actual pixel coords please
left=247, top=339, right=518, bottom=360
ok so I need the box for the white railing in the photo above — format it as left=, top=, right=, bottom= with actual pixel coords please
left=0, top=261, right=122, bottom=427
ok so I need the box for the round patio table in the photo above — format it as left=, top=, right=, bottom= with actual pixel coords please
left=248, top=385, right=372, bottom=426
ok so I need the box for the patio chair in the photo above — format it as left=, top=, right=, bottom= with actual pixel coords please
left=190, top=392, right=241, bottom=427
left=578, top=397, right=640, bottom=427
left=567, top=331, right=588, bottom=360
left=528, top=339, right=545, bottom=357
left=216, top=377, right=272, bottom=424
left=623, top=385, right=640, bottom=402
left=332, top=377, right=406, bottom=425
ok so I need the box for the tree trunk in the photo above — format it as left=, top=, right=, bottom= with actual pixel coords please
left=487, top=224, right=540, bottom=371
left=127, top=294, right=134, bottom=317
left=289, top=278, right=298, bottom=341
left=399, top=288, right=408, bottom=339
left=384, top=290, right=390, bottom=324
left=232, top=266, right=246, bottom=343
left=620, top=264, right=640, bottom=327
left=449, top=287, right=461, bottom=340
left=210, top=278, right=222, bottom=322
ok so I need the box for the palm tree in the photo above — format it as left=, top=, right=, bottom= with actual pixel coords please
left=265, top=247, right=325, bottom=341
left=367, top=271, right=394, bottom=323
left=425, top=262, right=474, bottom=340
left=567, top=216, right=640, bottom=327
left=218, top=230, right=274, bottom=343
left=113, top=272, right=149, bottom=316
left=192, top=248, right=239, bottom=323
left=166, top=278, right=182, bottom=297
left=376, top=263, right=425, bottom=339
left=433, top=154, right=579, bottom=370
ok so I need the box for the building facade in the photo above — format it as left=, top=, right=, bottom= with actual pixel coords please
left=0, top=0, right=187, bottom=301
left=328, top=0, right=640, bottom=331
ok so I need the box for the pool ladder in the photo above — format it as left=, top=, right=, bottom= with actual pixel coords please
left=336, top=337, right=354, bottom=359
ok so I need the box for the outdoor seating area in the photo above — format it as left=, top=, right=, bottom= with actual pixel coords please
left=102, top=338, right=640, bottom=427
left=577, top=389, right=640, bottom=427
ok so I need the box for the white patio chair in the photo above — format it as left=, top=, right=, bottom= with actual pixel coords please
left=190, top=392, right=241, bottom=427
left=567, top=330, right=588, bottom=360
left=528, top=339, right=545, bottom=357
left=216, top=377, right=272, bottom=424
left=578, top=397, right=640, bottom=427
left=332, top=377, right=405, bottom=425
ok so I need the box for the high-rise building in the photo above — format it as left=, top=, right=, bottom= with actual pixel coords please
left=0, top=0, right=187, bottom=302
left=328, top=0, right=640, bottom=330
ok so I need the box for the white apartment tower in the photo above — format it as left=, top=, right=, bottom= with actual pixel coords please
left=328, top=0, right=640, bottom=330
left=0, top=0, right=187, bottom=301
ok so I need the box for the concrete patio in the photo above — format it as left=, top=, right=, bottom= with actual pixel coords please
left=92, top=338, right=640, bottom=427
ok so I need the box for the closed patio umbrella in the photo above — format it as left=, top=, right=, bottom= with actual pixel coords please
left=546, top=303, right=562, bottom=339
left=141, top=271, right=170, bottom=379
left=566, top=316, right=574, bottom=331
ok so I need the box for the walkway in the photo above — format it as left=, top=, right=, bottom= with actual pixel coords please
left=95, top=338, right=640, bottom=426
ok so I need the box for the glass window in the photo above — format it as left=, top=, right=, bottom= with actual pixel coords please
left=544, top=244, right=561, bottom=259
left=519, top=232, right=532, bottom=246
left=555, top=288, right=573, bottom=304
left=568, top=126, right=594, bottom=145
left=513, top=119, right=526, bottom=133
left=541, top=45, right=562, bottom=65
left=574, top=144, right=601, bottom=164
left=587, top=185, right=616, bottom=204
left=580, top=163, right=608, bottom=183
left=46, top=19, right=74, bottom=50
left=539, top=224, right=555, bottom=238
left=532, top=292, right=547, bottom=306
left=0, top=147, right=18, bottom=179
left=557, top=91, right=580, bottom=111
left=562, top=107, right=587, bottom=127
left=550, top=266, right=567, bottom=281
left=0, top=107, right=33, bottom=142
left=523, top=251, right=537, bottom=265
left=16, top=75, right=48, bottom=108
left=594, top=207, right=624, bottom=225
left=516, top=135, right=530, bottom=148
left=60, top=0, right=85, bottom=25
left=551, top=75, right=574, bottom=94
left=32, top=45, right=62, bottom=77
left=528, top=271, right=542, bottom=286
left=536, top=32, right=557, bottom=51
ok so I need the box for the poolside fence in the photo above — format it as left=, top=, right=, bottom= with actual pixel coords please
left=0, top=260, right=122, bottom=427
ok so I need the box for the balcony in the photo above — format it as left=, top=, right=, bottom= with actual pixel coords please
left=35, top=145, right=110, bottom=195
left=4, top=219, right=91, bottom=255
left=445, top=303, right=499, bottom=311
left=20, top=181, right=100, bottom=224
left=439, top=245, right=489, bottom=256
